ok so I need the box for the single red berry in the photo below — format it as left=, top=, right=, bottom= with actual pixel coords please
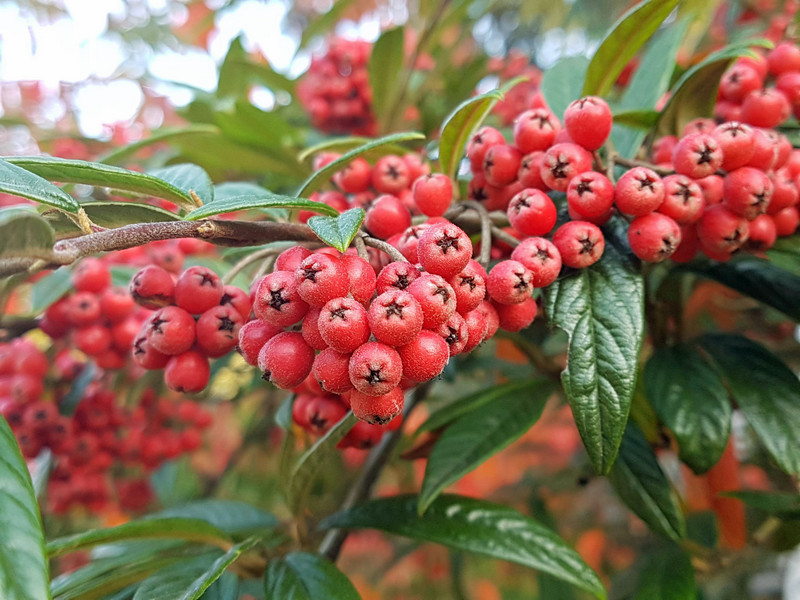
left=371, top=155, right=411, bottom=195
left=258, top=332, right=315, bottom=390
left=367, top=289, right=424, bottom=346
left=129, top=265, right=174, bottom=309
left=566, top=171, right=615, bottom=219
left=413, top=173, right=453, bottom=217
left=719, top=64, right=763, bottom=102
left=340, top=255, right=377, bottom=305
left=275, top=246, right=313, bottom=272
left=627, top=213, right=682, bottom=263
left=376, top=261, right=420, bottom=295
left=746, top=214, right=777, bottom=250
left=174, top=266, right=224, bottom=315
left=164, top=351, right=210, bottom=393
left=776, top=71, right=800, bottom=105
left=11, top=341, right=48, bottom=379
left=773, top=206, right=799, bottom=236
left=301, top=307, right=329, bottom=351
left=292, top=394, right=313, bottom=429
left=253, top=271, right=309, bottom=327
left=98, top=287, right=136, bottom=323
left=407, top=274, right=457, bottom=329
left=74, top=325, right=113, bottom=356
left=511, top=237, right=562, bottom=288
left=312, top=348, right=354, bottom=394
left=483, top=144, right=522, bottom=187
left=295, top=253, right=351, bottom=307
left=448, top=260, right=487, bottom=314
left=196, top=304, right=244, bottom=358
left=711, top=122, right=755, bottom=171
left=350, top=387, right=404, bottom=425
left=132, top=329, right=169, bottom=369
left=397, top=331, right=450, bottom=383
left=768, top=168, right=798, bottom=214
left=305, top=395, right=348, bottom=435
left=338, top=419, right=385, bottom=449
left=467, top=126, right=505, bottom=172
left=461, top=309, right=488, bottom=354
left=540, top=142, right=593, bottom=192
left=334, top=157, right=372, bottom=193
left=146, top=306, right=196, bottom=356
left=486, top=260, right=534, bottom=305
left=73, top=258, right=111, bottom=293
left=219, top=285, right=251, bottom=320
left=435, top=312, right=469, bottom=355
left=417, top=222, right=472, bottom=279
left=696, top=205, right=750, bottom=253
left=318, top=297, right=371, bottom=353
left=507, top=188, right=557, bottom=236
left=651, top=135, right=678, bottom=164
left=552, top=221, right=605, bottom=269
left=659, top=174, right=705, bottom=225
left=513, top=108, right=560, bottom=153
left=767, top=41, right=800, bottom=76
left=723, top=167, right=773, bottom=220
left=518, top=151, right=548, bottom=190
left=670, top=224, right=700, bottom=263
left=682, top=118, right=716, bottom=137
left=563, top=96, right=612, bottom=151
left=476, top=300, right=500, bottom=340
left=364, top=194, right=412, bottom=239
left=746, top=127, right=779, bottom=171
left=741, top=88, right=791, bottom=128
left=696, top=174, right=724, bottom=205
left=614, top=167, right=665, bottom=216
left=493, top=297, right=538, bottom=332
left=348, top=342, right=403, bottom=397
left=672, top=133, right=723, bottom=179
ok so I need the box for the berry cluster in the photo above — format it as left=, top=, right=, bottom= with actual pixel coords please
left=130, top=264, right=251, bottom=393
left=297, top=38, right=376, bottom=136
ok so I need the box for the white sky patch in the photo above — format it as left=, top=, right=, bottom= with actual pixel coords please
left=73, top=79, right=144, bottom=138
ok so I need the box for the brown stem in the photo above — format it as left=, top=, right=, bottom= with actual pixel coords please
left=461, top=200, right=492, bottom=268
left=490, top=226, right=520, bottom=248
left=222, top=246, right=291, bottom=285
left=611, top=154, right=674, bottom=176
left=353, top=234, right=369, bottom=260
left=362, top=235, right=408, bottom=262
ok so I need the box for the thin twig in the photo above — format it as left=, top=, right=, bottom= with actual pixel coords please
left=490, top=226, right=520, bottom=248
left=362, top=235, right=408, bottom=262
left=611, top=154, right=674, bottom=176
left=461, top=200, right=492, bottom=268
left=353, top=234, right=369, bottom=260
left=222, top=246, right=290, bottom=284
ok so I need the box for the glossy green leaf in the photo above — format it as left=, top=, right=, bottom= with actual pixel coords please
left=5, top=157, right=197, bottom=209
left=184, top=191, right=338, bottom=220
left=698, top=334, right=800, bottom=477
left=437, top=89, right=502, bottom=181
left=321, top=494, right=606, bottom=599
left=369, top=27, right=406, bottom=131
left=264, top=552, right=360, bottom=600
left=632, top=543, right=696, bottom=599
left=608, top=424, right=686, bottom=540
left=419, top=379, right=544, bottom=433
left=298, top=137, right=372, bottom=162
left=149, top=164, right=213, bottom=204
left=29, top=267, right=71, bottom=314
left=0, top=157, right=79, bottom=212
left=0, top=415, right=50, bottom=600
left=152, top=500, right=278, bottom=535
left=0, top=206, right=56, bottom=261
left=644, top=345, right=731, bottom=473
left=286, top=412, right=357, bottom=513
left=307, top=208, right=365, bottom=253
left=419, top=380, right=557, bottom=514
left=133, top=539, right=257, bottom=600
left=722, top=491, right=800, bottom=518
left=98, top=125, right=221, bottom=166
left=612, top=109, right=660, bottom=130
left=296, top=132, right=425, bottom=197
left=610, top=20, right=687, bottom=159
left=583, top=0, right=679, bottom=97
left=47, top=518, right=233, bottom=557
left=541, top=56, right=590, bottom=119
left=544, top=232, right=645, bottom=474
left=680, top=257, right=800, bottom=321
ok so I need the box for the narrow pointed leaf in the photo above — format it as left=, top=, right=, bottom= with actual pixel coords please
left=307, top=208, right=365, bottom=253
left=632, top=543, right=696, bottom=599
left=0, top=157, right=79, bottom=212
left=184, top=192, right=338, bottom=220
left=151, top=500, right=278, bottom=535
left=98, top=125, right=221, bottom=165
left=264, top=552, right=360, bottom=600
left=369, top=27, right=406, bottom=130
left=541, top=56, right=590, bottom=119
left=0, top=206, right=56, bottom=261
left=722, top=491, right=800, bottom=518
left=149, top=164, right=214, bottom=204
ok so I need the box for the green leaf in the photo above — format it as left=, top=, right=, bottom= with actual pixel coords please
left=151, top=500, right=278, bottom=536
left=419, top=379, right=543, bottom=433
left=44, top=201, right=181, bottom=236
left=0, top=415, right=50, bottom=600
left=0, top=157, right=79, bottom=212
left=437, top=89, right=502, bottom=181
left=149, top=164, right=214, bottom=204
left=612, top=109, right=660, bottom=130
left=644, top=345, right=731, bottom=474
left=722, top=491, right=800, bottom=518
left=369, top=27, right=406, bottom=131
left=264, top=552, right=361, bottom=600
left=29, top=267, right=71, bottom=314
left=184, top=191, right=338, bottom=221
left=307, top=208, right=365, bottom=253
left=133, top=539, right=257, bottom=600
left=298, top=0, right=355, bottom=49
left=97, top=125, right=221, bottom=166
left=419, top=380, right=557, bottom=514
left=5, top=157, right=197, bottom=209
left=610, top=20, right=687, bottom=159
left=0, top=206, right=55, bottom=262
left=298, top=137, right=372, bottom=163
left=632, top=543, right=696, bottom=599
left=296, top=132, right=425, bottom=197
left=583, top=0, right=679, bottom=97
left=58, top=361, right=96, bottom=416
left=698, top=334, right=800, bottom=477
left=287, top=412, right=356, bottom=513
left=679, top=257, right=800, bottom=321
left=608, top=424, right=686, bottom=540
left=541, top=56, right=590, bottom=118
left=543, top=231, right=645, bottom=474
left=228, top=61, right=297, bottom=96
left=47, top=518, right=233, bottom=557
left=321, top=494, right=606, bottom=599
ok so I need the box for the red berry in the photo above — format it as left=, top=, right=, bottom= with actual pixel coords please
left=475, top=301, right=500, bottom=340
left=196, top=305, right=244, bottom=358
left=747, top=214, right=777, bottom=250
left=711, top=122, right=755, bottom=171
left=348, top=342, right=403, bottom=396
left=275, top=246, right=313, bottom=272
left=448, top=260, right=487, bottom=314
left=132, top=330, right=169, bottom=370
left=467, top=126, right=505, bottom=172
left=397, top=331, right=450, bottom=383
left=99, top=287, right=135, bottom=323
left=768, top=168, right=798, bottom=214
left=518, top=151, right=547, bottom=190
left=301, top=307, right=328, bottom=351
left=773, top=206, right=799, bottom=236
left=627, top=213, right=682, bottom=263
left=305, top=396, right=348, bottom=435
left=723, top=167, right=773, bottom=220
left=253, top=271, right=309, bottom=327
left=164, top=351, right=210, bottom=393
left=340, top=255, right=377, bottom=305
left=507, top=188, right=557, bottom=236
left=696, top=205, right=750, bottom=253
left=258, top=332, right=315, bottom=390
left=461, top=309, right=488, bottom=354
left=540, top=143, right=593, bottom=192
left=295, top=253, right=350, bottom=307
left=719, top=64, right=763, bottom=102
left=435, top=312, right=469, bottom=355
left=493, top=297, right=538, bottom=332
left=129, top=265, right=174, bottom=309
left=563, top=96, right=612, bottom=151
left=376, top=261, right=421, bottom=295
left=417, top=222, right=472, bottom=279
left=367, top=289, right=424, bottom=347
left=614, top=167, right=665, bottom=216
left=566, top=171, right=615, bottom=219
left=483, top=144, right=522, bottom=187
left=318, top=297, right=371, bottom=353
left=312, top=348, right=354, bottom=394
left=486, top=260, right=534, bottom=305
left=174, top=266, right=224, bottom=315
left=511, top=237, right=562, bottom=288
left=146, top=306, right=196, bottom=356
left=68, top=292, right=102, bottom=326
left=73, top=258, right=111, bottom=293
left=407, top=274, right=457, bottom=329
left=372, top=155, right=410, bottom=195
left=364, top=194, right=412, bottom=239
left=741, top=88, right=791, bottom=128
left=74, top=325, right=112, bottom=356
left=552, top=221, right=605, bottom=269
left=219, top=285, right=251, bottom=320
left=513, top=109, right=560, bottom=153
left=767, top=41, right=800, bottom=76
left=746, top=128, right=778, bottom=171
left=413, top=174, right=453, bottom=217
left=659, top=175, right=705, bottom=225
left=350, top=387, right=404, bottom=425
left=672, top=133, right=723, bottom=179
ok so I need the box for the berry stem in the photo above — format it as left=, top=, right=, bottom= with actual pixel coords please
left=353, top=233, right=369, bottom=260
left=461, top=200, right=492, bottom=268
left=490, top=225, right=520, bottom=248
left=362, top=235, right=408, bottom=262
left=611, top=153, right=674, bottom=176
left=222, top=245, right=292, bottom=285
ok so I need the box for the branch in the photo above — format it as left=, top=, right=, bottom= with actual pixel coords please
left=460, top=201, right=492, bottom=268
left=611, top=154, right=674, bottom=176
left=490, top=225, right=520, bottom=248
left=362, top=235, right=408, bottom=262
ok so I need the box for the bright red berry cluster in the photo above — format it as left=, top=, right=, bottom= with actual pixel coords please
left=130, top=264, right=251, bottom=393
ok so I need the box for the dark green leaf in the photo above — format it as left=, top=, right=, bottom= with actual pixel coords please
left=0, top=206, right=55, bottom=261
left=212, top=182, right=270, bottom=201
left=767, top=235, right=800, bottom=274
left=0, top=157, right=79, bottom=212
left=698, top=334, right=800, bottom=477
left=6, top=157, right=196, bottom=209
left=722, top=491, right=800, bottom=518
left=632, top=543, right=696, bottom=599
left=608, top=424, right=686, bottom=540
left=98, top=125, right=221, bottom=166
left=296, top=132, right=425, bottom=197
left=541, top=56, right=590, bottom=119
left=30, top=267, right=72, bottom=314
left=543, top=232, right=645, bottom=474
left=184, top=192, right=338, bottom=221
left=419, top=379, right=543, bottom=433
left=369, top=27, right=406, bottom=131
left=679, top=257, right=800, bottom=321
left=286, top=412, right=356, bottom=513
left=307, top=208, right=365, bottom=253
left=264, top=552, right=361, bottom=600
left=152, top=500, right=278, bottom=535
left=644, top=345, right=731, bottom=473
left=583, top=0, right=679, bottom=97
left=47, top=518, right=233, bottom=557
left=298, top=137, right=372, bottom=163
left=149, top=164, right=214, bottom=204
left=321, top=494, right=606, bottom=599
left=0, top=415, right=50, bottom=600
left=133, top=539, right=257, bottom=600
left=612, top=109, right=660, bottom=130
left=419, top=380, right=557, bottom=513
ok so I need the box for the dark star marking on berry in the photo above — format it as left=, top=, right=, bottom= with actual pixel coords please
left=217, top=316, right=236, bottom=332
left=537, top=248, right=552, bottom=262
left=330, top=306, right=349, bottom=320
left=637, top=176, right=656, bottom=191
left=696, top=144, right=715, bottom=165
left=386, top=163, right=401, bottom=180
left=550, top=156, right=569, bottom=179
left=576, top=179, right=593, bottom=196
left=459, top=275, right=477, bottom=291
left=445, top=327, right=460, bottom=346
left=675, top=183, right=692, bottom=204
left=436, top=234, right=460, bottom=254
left=366, top=368, right=384, bottom=385
left=393, top=273, right=410, bottom=290
left=302, top=265, right=321, bottom=282
left=385, top=301, right=404, bottom=318
left=514, top=272, right=530, bottom=290
left=579, top=237, right=596, bottom=254
left=433, top=285, right=451, bottom=303
left=199, top=273, right=217, bottom=286
left=269, top=289, right=289, bottom=310
left=309, top=413, right=328, bottom=429
left=149, top=316, right=167, bottom=334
